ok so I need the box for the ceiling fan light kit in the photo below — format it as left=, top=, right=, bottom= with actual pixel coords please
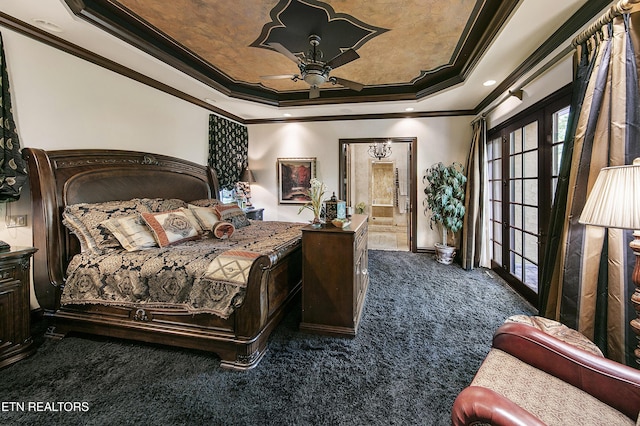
left=263, top=34, right=364, bottom=99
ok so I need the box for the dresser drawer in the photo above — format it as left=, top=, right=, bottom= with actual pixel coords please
left=0, top=263, right=19, bottom=284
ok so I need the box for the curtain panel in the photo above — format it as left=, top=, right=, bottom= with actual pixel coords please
left=0, top=32, right=27, bottom=202
left=208, top=115, right=249, bottom=190
left=461, top=118, right=490, bottom=270
left=539, top=15, right=640, bottom=365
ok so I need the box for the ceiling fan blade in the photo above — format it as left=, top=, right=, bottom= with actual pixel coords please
left=309, top=86, right=320, bottom=99
left=268, top=42, right=303, bottom=65
left=260, top=74, right=298, bottom=80
left=333, top=76, right=364, bottom=92
left=325, top=49, right=360, bottom=69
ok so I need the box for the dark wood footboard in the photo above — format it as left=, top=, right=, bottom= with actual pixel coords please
left=23, top=148, right=302, bottom=370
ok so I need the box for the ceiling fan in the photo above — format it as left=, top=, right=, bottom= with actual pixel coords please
left=261, top=35, right=365, bottom=99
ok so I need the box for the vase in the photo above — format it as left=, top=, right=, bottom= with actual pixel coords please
left=311, top=215, right=322, bottom=228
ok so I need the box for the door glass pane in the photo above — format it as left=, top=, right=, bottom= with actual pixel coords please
left=492, top=181, right=502, bottom=201
left=510, top=180, right=522, bottom=204
left=552, top=144, right=563, bottom=175
left=511, top=154, right=522, bottom=178
left=523, top=206, right=538, bottom=234
left=523, top=121, right=538, bottom=151
left=493, top=242, right=502, bottom=265
left=511, top=252, right=523, bottom=280
left=524, top=260, right=538, bottom=289
left=523, top=151, right=537, bottom=178
left=524, top=233, right=538, bottom=262
left=523, top=179, right=538, bottom=206
left=510, top=130, right=522, bottom=154
left=511, top=205, right=522, bottom=229
left=553, top=106, right=570, bottom=143
left=493, top=222, right=502, bottom=244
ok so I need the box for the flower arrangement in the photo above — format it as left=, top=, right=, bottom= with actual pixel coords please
left=298, top=178, right=326, bottom=225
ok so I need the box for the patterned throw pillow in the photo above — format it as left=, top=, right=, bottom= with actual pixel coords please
left=187, top=204, right=220, bottom=230
left=189, top=198, right=220, bottom=208
left=62, top=199, right=150, bottom=253
left=140, top=210, right=200, bottom=247
left=139, top=198, right=188, bottom=212
left=212, top=221, right=235, bottom=239
left=214, top=203, right=251, bottom=229
left=102, top=214, right=157, bottom=251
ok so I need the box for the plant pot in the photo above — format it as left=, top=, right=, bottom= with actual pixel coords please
left=434, top=242, right=456, bottom=265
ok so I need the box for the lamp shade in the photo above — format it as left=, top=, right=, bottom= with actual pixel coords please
left=579, top=159, right=640, bottom=230
left=240, top=169, right=256, bottom=183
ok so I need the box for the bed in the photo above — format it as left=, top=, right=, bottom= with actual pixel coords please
left=23, top=148, right=304, bottom=370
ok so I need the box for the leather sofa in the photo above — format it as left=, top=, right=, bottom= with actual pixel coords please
left=451, top=317, right=640, bottom=425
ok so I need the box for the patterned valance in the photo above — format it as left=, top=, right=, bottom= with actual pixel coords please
left=0, top=32, right=27, bottom=202
left=208, top=115, right=248, bottom=190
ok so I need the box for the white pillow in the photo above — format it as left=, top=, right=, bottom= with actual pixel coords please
left=102, top=214, right=157, bottom=251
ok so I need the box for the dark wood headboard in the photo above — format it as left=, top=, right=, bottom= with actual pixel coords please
left=23, top=148, right=220, bottom=311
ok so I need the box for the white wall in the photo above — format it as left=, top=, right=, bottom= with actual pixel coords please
left=1, top=28, right=213, bottom=306
left=1, top=27, right=212, bottom=246
left=248, top=116, right=473, bottom=249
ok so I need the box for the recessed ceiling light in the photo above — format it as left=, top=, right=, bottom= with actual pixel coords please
left=483, top=79, right=497, bottom=87
left=405, top=107, right=414, bottom=112
left=283, top=113, right=292, bottom=117
left=204, top=98, right=216, bottom=105
left=33, top=19, right=63, bottom=33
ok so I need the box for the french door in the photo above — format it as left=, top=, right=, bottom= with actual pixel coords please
left=487, top=87, right=571, bottom=306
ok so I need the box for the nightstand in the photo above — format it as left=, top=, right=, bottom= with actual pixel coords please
left=243, top=207, right=264, bottom=221
left=0, top=246, right=38, bottom=369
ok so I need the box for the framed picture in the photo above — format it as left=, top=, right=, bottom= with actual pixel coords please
left=277, top=157, right=316, bottom=204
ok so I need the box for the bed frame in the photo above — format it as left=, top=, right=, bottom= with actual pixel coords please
left=23, top=148, right=302, bottom=370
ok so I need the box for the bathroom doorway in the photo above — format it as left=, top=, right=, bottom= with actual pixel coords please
left=339, top=138, right=417, bottom=252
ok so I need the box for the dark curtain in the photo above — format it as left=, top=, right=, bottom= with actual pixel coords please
left=0, top=33, right=27, bottom=202
left=539, top=15, right=640, bottom=365
left=461, top=118, right=490, bottom=270
left=208, top=114, right=249, bottom=190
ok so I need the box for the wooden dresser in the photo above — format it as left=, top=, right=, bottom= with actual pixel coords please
left=300, top=214, right=369, bottom=337
left=0, top=246, right=38, bottom=369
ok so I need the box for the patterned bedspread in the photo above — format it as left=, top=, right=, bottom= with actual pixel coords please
left=61, top=221, right=306, bottom=319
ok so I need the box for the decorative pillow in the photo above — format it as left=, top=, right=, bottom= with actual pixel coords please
left=178, top=207, right=206, bottom=233
left=189, top=198, right=220, bottom=208
left=214, top=203, right=251, bottom=229
left=139, top=198, right=188, bottom=212
left=140, top=210, right=200, bottom=247
left=212, top=221, right=235, bottom=239
left=188, top=204, right=220, bottom=230
left=102, top=214, right=157, bottom=251
left=62, top=199, right=150, bottom=253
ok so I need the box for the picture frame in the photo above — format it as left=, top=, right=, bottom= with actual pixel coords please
left=277, top=157, right=316, bottom=204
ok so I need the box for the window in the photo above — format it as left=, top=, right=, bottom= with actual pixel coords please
left=487, top=86, right=571, bottom=306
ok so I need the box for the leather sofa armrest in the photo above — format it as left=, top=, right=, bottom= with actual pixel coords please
left=451, top=386, right=546, bottom=426
left=493, top=322, right=640, bottom=419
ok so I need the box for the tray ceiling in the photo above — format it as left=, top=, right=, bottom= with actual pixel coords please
left=65, top=0, right=518, bottom=106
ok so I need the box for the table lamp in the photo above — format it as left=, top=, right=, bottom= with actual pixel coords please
left=579, top=158, right=640, bottom=361
left=239, top=168, right=257, bottom=207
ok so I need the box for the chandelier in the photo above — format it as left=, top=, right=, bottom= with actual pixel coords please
left=368, top=140, right=392, bottom=160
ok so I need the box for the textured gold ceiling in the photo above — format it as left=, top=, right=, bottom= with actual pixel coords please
left=116, top=0, right=477, bottom=93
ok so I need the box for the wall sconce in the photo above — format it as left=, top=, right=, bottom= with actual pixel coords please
left=368, top=140, right=392, bottom=160
left=509, top=89, right=524, bottom=101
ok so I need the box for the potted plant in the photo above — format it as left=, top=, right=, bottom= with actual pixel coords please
left=298, top=178, right=326, bottom=227
left=423, top=162, right=467, bottom=264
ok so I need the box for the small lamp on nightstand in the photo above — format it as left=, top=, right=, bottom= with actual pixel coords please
left=579, top=158, right=640, bottom=361
left=239, top=168, right=257, bottom=207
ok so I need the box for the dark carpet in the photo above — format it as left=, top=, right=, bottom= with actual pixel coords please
left=0, top=250, right=535, bottom=426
